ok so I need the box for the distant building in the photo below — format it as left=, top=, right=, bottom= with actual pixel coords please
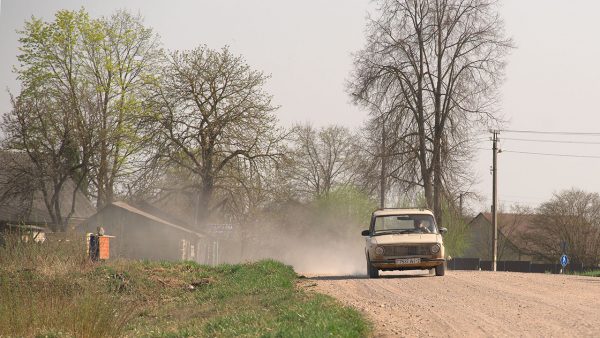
left=0, top=224, right=47, bottom=243
left=203, top=223, right=243, bottom=264
left=464, top=212, right=538, bottom=261
left=79, top=201, right=212, bottom=262
left=137, top=191, right=244, bottom=264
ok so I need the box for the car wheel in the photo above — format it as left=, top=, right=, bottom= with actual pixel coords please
left=367, top=257, right=379, bottom=278
left=435, top=262, right=446, bottom=276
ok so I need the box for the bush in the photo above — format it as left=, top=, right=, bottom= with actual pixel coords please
left=441, top=203, right=470, bottom=257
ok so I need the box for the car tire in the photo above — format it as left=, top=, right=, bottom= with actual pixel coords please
left=435, top=262, right=446, bottom=276
left=367, top=257, right=379, bottom=278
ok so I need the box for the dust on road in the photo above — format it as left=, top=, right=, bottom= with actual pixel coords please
left=303, top=270, right=600, bottom=337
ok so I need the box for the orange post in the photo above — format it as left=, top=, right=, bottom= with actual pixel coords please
left=99, top=236, right=110, bottom=260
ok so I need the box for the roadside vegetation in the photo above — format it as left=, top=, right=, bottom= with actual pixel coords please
left=572, top=270, right=600, bottom=278
left=0, top=234, right=370, bottom=337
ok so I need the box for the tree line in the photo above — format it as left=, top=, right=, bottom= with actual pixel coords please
left=2, top=1, right=513, bottom=243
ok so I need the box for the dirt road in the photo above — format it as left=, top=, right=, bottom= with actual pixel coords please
left=305, top=270, right=600, bottom=337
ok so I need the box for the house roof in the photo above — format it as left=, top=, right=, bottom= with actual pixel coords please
left=131, top=200, right=196, bottom=230
left=0, top=151, right=95, bottom=226
left=88, top=201, right=206, bottom=238
left=471, top=212, right=537, bottom=250
left=479, top=212, right=535, bottom=231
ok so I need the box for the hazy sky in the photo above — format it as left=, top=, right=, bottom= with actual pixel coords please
left=1, top=0, right=599, bottom=213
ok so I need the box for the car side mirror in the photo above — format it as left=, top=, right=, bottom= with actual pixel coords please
left=439, top=227, right=448, bottom=234
left=361, top=229, right=370, bottom=236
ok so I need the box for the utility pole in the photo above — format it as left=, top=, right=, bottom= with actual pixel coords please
left=491, top=130, right=499, bottom=272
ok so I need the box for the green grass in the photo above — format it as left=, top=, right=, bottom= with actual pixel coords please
left=0, top=233, right=370, bottom=337
left=573, top=270, right=600, bottom=277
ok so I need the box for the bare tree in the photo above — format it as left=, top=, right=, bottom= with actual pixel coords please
left=3, top=10, right=97, bottom=230
left=286, top=124, right=360, bottom=199
left=354, top=92, right=418, bottom=207
left=350, top=0, right=512, bottom=224
left=524, top=189, right=600, bottom=267
left=145, top=45, right=283, bottom=227
left=2, top=92, right=87, bottom=231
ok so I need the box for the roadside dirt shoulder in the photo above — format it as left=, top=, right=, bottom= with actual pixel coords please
left=303, top=271, right=600, bottom=337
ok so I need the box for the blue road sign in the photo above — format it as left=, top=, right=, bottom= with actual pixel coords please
left=560, top=254, right=569, bottom=268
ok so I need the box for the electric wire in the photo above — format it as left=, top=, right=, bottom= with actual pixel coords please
left=478, top=129, right=600, bottom=209
left=474, top=147, right=600, bottom=158
left=501, top=150, right=600, bottom=159
left=500, top=138, right=600, bottom=145
left=500, top=129, right=600, bottom=136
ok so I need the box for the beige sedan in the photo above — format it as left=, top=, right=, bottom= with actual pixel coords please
left=361, top=209, right=447, bottom=278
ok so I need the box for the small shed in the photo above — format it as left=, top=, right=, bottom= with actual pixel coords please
left=79, top=201, right=208, bottom=262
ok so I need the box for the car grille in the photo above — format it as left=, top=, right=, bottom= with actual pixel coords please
left=383, top=245, right=429, bottom=257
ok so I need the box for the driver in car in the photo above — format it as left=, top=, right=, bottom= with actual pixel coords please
left=414, top=219, right=432, bottom=233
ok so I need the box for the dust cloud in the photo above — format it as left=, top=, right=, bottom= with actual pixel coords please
left=243, top=232, right=367, bottom=276
left=79, top=199, right=371, bottom=276
left=237, top=203, right=369, bottom=276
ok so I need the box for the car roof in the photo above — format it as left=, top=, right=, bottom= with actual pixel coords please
left=372, top=208, right=434, bottom=217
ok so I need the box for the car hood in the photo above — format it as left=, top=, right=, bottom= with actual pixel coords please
left=371, top=233, right=442, bottom=245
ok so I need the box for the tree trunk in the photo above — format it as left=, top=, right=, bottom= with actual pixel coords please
left=197, top=177, right=214, bottom=228
left=380, top=120, right=386, bottom=208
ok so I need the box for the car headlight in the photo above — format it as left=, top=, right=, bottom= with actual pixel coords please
left=375, top=246, right=384, bottom=255
left=430, top=244, right=441, bottom=254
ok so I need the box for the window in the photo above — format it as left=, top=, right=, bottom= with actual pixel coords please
left=373, top=214, right=437, bottom=234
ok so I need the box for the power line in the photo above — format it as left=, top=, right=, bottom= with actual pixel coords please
left=502, top=150, right=600, bottom=159
left=501, top=129, right=600, bottom=136
left=501, top=138, right=600, bottom=145
left=475, top=147, right=600, bottom=159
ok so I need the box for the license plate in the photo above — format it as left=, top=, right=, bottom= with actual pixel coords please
left=396, top=258, right=421, bottom=264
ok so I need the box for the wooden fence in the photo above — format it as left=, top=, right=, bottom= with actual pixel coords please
left=448, top=257, right=596, bottom=273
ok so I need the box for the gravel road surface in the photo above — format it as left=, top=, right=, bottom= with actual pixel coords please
left=304, top=270, right=600, bottom=337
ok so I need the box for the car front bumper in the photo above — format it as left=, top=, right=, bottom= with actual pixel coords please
left=371, top=258, right=445, bottom=270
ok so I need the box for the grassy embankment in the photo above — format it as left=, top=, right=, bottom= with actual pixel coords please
left=0, top=233, right=370, bottom=337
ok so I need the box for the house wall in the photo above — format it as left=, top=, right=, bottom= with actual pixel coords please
left=463, top=214, right=530, bottom=261
left=463, top=215, right=491, bottom=259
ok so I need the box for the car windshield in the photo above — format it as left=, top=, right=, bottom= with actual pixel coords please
left=373, top=214, right=438, bottom=234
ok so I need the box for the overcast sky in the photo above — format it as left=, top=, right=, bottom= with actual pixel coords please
left=1, top=0, right=599, bottom=213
